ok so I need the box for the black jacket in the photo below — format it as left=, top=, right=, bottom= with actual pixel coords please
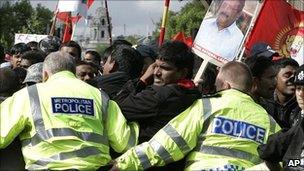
left=262, top=94, right=299, bottom=128
left=115, top=79, right=201, bottom=143
left=258, top=110, right=304, bottom=171
left=96, top=71, right=131, bottom=99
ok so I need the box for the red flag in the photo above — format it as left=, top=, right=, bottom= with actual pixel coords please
left=172, top=32, right=193, bottom=48
left=56, top=0, right=95, bottom=23
left=57, top=12, right=81, bottom=23
left=62, top=13, right=73, bottom=43
left=245, top=0, right=304, bottom=61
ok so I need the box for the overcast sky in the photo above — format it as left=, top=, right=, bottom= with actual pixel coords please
left=30, top=1, right=189, bottom=36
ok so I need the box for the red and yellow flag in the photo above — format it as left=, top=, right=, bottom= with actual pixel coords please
left=245, top=0, right=304, bottom=62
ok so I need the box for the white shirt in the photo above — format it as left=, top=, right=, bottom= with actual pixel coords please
left=194, top=18, right=244, bottom=61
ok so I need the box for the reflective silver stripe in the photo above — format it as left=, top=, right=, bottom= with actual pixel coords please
left=135, top=144, right=151, bottom=170
left=198, top=145, right=262, bottom=164
left=268, top=115, right=276, bottom=134
left=22, top=127, right=108, bottom=147
left=162, top=124, right=191, bottom=154
left=100, top=89, right=109, bottom=144
left=28, top=146, right=101, bottom=170
left=25, top=85, right=108, bottom=147
left=195, top=98, right=214, bottom=150
left=124, top=124, right=136, bottom=151
left=201, top=98, right=213, bottom=137
left=27, top=85, right=44, bottom=131
left=202, top=98, right=212, bottom=121
left=100, top=89, right=109, bottom=124
left=149, top=139, right=174, bottom=164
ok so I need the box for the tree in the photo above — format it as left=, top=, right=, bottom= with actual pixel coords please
left=153, top=0, right=207, bottom=40
left=0, top=0, right=52, bottom=50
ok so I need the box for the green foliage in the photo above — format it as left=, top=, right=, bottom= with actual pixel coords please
left=0, top=0, right=52, bottom=50
left=153, top=0, right=207, bottom=40
left=95, top=43, right=110, bottom=57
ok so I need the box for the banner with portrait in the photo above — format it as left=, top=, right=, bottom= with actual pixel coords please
left=192, top=0, right=259, bottom=67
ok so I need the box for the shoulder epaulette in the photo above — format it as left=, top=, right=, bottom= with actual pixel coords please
left=202, top=93, right=221, bottom=98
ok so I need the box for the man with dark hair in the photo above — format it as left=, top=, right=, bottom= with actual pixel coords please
left=76, top=61, right=98, bottom=86
left=0, top=67, right=24, bottom=171
left=115, top=41, right=200, bottom=143
left=263, top=58, right=299, bottom=128
left=84, top=50, right=101, bottom=66
left=112, top=61, right=280, bottom=170
left=114, top=41, right=200, bottom=170
left=10, top=43, right=31, bottom=69
left=0, top=68, right=20, bottom=102
left=27, top=41, right=39, bottom=51
left=20, top=50, right=45, bottom=69
left=0, top=65, right=25, bottom=170
left=112, top=38, right=133, bottom=47
left=96, top=44, right=143, bottom=99
left=135, top=44, right=157, bottom=74
left=60, top=40, right=82, bottom=62
left=256, top=64, right=304, bottom=170
left=245, top=55, right=277, bottom=104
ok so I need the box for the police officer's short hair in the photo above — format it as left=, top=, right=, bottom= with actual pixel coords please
left=43, top=51, right=76, bottom=75
left=219, top=61, right=253, bottom=92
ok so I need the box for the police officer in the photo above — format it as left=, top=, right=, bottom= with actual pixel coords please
left=112, top=61, right=280, bottom=170
left=0, top=51, right=139, bottom=170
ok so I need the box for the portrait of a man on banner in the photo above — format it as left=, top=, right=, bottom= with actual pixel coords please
left=193, top=0, right=258, bottom=65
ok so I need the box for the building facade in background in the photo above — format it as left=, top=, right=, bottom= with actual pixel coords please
left=76, top=7, right=111, bottom=51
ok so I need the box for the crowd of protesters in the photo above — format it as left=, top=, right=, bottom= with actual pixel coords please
left=0, top=34, right=303, bottom=171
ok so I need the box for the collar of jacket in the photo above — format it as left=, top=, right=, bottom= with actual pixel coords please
left=217, top=89, right=253, bottom=101
left=46, top=71, right=76, bottom=82
left=177, top=79, right=196, bottom=89
left=273, top=90, right=297, bottom=108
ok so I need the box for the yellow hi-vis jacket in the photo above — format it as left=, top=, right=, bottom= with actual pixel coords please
left=116, top=89, right=281, bottom=170
left=0, top=71, right=139, bottom=170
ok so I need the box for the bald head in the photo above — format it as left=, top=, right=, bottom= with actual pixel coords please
left=216, top=61, right=253, bottom=92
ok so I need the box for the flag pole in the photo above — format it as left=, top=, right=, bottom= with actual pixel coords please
left=71, top=13, right=78, bottom=41
left=104, top=0, right=112, bottom=45
left=158, top=0, right=170, bottom=46
left=49, top=1, right=59, bottom=36
left=50, top=13, right=58, bottom=36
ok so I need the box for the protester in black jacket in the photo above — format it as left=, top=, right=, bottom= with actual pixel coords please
left=115, top=41, right=201, bottom=143
left=258, top=64, right=304, bottom=170
left=114, top=41, right=201, bottom=170
left=0, top=67, right=24, bottom=170
left=96, top=44, right=143, bottom=99
left=262, top=58, right=299, bottom=128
